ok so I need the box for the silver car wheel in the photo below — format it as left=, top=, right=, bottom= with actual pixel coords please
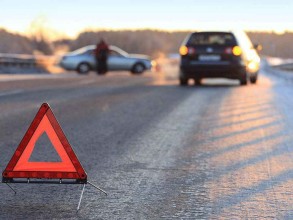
left=77, top=63, right=90, bottom=74
left=132, top=63, right=145, bottom=74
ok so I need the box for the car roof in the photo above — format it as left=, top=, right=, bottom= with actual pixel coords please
left=80, top=45, right=123, bottom=51
left=69, top=45, right=129, bottom=56
left=190, top=30, right=245, bottom=35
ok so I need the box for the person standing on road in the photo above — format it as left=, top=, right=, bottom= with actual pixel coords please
left=94, top=39, right=109, bottom=74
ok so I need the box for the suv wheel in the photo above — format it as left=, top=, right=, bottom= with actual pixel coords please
left=240, top=78, right=247, bottom=85
left=239, top=70, right=248, bottom=85
left=194, top=79, right=201, bottom=85
left=77, top=63, right=91, bottom=74
left=250, top=74, right=258, bottom=84
left=179, top=77, right=188, bottom=86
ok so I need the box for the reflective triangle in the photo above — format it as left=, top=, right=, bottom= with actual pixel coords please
left=2, top=103, right=87, bottom=181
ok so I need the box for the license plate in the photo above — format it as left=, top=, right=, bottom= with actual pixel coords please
left=198, top=55, right=220, bottom=61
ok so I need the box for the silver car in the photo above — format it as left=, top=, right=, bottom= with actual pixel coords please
left=59, top=45, right=153, bottom=74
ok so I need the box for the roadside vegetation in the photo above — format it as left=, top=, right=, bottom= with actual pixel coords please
left=1, top=28, right=293, bottom=59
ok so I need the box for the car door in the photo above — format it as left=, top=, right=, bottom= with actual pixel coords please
left=107, top=50, right=130, bottom=71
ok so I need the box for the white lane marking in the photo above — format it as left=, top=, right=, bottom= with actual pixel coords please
left=0, top=74, right=80, bottom=82
left=78, top=79, right=97, bottom=85
left=0, top=89, right=24, bottom=97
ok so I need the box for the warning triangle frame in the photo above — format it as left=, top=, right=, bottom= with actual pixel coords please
left=2, top=103, right=87, bottom=184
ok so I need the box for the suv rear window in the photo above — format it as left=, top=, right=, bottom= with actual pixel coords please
left=187, top=33, right=236, bottom=46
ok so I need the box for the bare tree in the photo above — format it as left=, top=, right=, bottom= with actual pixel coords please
left=28, top=15, right=53, bottom=55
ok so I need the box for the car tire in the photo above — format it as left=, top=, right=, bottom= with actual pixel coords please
left=97, top=70, right=107, bottom=75
left=131, top=63, right=145, bottom=74
left=194, top=79, right=201, bottom=85
left=239, top=70, right=248, bottom=86
left=179, top=77, right=188, bottom=86
left=240, top=77, right=247, bottom=85
left=250, top=74, right=258, bottom=84
left=77, top=63, right=91, bottom=74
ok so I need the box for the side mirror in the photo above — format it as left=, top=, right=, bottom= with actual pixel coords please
left=254, top=44, right=262, bottom=51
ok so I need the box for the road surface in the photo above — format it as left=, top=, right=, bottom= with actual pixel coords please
left=0, top=64, right=292, bottom=219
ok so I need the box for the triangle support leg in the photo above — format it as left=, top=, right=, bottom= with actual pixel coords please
left=5, top=183, right=17, bottom=194
left=77, top=183, right=86, bottom=211
left=88, top=181, right=107, bottom=196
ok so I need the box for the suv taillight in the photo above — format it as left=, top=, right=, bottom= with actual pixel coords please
left=232, top=46, right=242, bottom=56
left=188, top=47, right=196, bottom=55
left=225, top=47, right=232, bottom=54
left=180, top=46, right=188, bottom=55
left=225, top=46, right=242, bottom=56
left=179, top=46, right=196, bottom=56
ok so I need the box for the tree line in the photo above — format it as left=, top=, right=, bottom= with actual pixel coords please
left=1, top=28, right=293, bottom=58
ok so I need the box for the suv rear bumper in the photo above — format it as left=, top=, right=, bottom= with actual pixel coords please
left=180, top=61, right=246, bottom=79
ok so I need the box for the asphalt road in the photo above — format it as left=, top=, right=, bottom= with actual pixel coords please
left=0, top=63, right=292, bottom=219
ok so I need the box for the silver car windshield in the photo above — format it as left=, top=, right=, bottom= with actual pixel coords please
left=110, top=46, right=129, bottom=57
left=69, top=46, right=95, bottom=55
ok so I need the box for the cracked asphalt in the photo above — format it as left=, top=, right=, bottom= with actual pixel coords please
left=0, top=62, right=292, bottom=219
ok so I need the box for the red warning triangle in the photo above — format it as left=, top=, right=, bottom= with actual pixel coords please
left=2, top=103, right=87, bottom=182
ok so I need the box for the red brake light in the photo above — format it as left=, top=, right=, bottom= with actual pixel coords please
left=188, top=47, right=196, bottom=55
left=225, top=47, right=232, bottom=54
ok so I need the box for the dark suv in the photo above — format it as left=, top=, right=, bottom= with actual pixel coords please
left=179, top=31, right=260, bottom=86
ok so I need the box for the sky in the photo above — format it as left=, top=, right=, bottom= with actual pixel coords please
left=1, top=0, right=293, bottom=39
